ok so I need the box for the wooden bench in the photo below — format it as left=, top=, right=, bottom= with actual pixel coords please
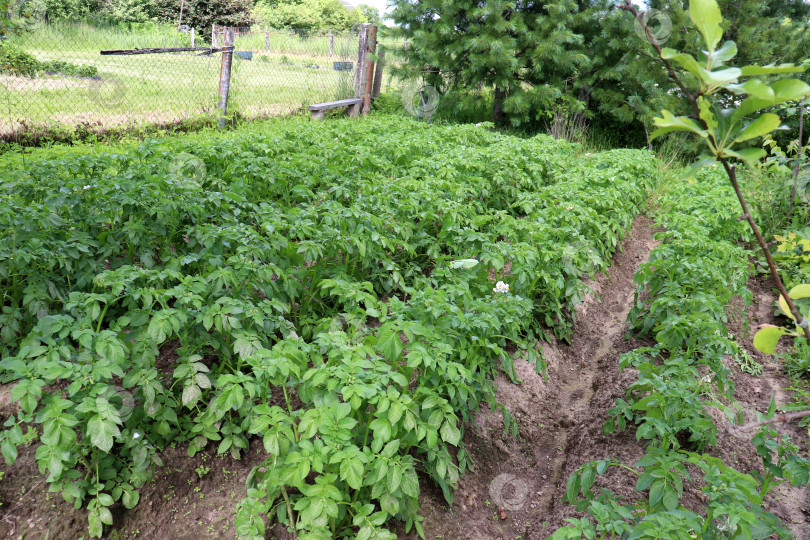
left=309, top=98, right=363, bottom=120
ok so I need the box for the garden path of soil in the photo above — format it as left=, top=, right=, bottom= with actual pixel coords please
left=410, top=215, right=810, bottom=540
left=1, top=215, right=808, bottom=539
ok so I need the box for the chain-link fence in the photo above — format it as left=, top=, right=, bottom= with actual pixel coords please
left=0, top=21, right=368, bottom=137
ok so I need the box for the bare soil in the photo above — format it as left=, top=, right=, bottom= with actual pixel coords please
left=1, top=215, right=808, bottom=539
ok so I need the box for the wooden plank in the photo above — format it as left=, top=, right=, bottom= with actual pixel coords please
left=372, top=49, right=385, bottom=99
left=217, top=30, right=235, bottom=129
left=309, top=98, right=362, bottom=111
left=354, top=24, right=370, bottom=100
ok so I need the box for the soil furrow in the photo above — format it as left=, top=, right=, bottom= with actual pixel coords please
left=413, top=215, right=658, bottom=539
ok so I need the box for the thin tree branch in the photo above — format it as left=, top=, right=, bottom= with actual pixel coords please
left=730, top=410, right=810, bottom=433
left=789, top=106, right=805, bottom=218
left=617, top=0, right=810, bottom=343
left=618, top=1, right=697, bottom=107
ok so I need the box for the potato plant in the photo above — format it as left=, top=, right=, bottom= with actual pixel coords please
left=0, top=116, right=656, bottom=537
left=557, top=161, right=810, bottom=539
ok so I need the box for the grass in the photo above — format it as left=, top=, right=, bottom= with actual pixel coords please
left=0, top=22, right=361, bottom=135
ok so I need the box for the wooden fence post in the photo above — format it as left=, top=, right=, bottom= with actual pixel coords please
left=362, top=25, right=377, bottom=115
left=329, top=30, right=334, bottom=57
left=372, top=48, right=385, bottom=99
left=211, top=24, right=216, bottom=48
left=190, top=27, right=195, bottom=48
left=217, top=29, right=235, bottom=129
left=265, top=26, right=269, bottom=52
left=351, top=23, right=370, bottom=118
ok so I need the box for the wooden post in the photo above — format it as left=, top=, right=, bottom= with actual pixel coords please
left=362, top=25, right=377, bottom=115
left=265, top=26, right=269, bottom=52
left=190, top=27, right=195, bottom=48
left=372, top=48, right=385, bottom=99
left=329, top=30, right=334, bottom=57
left=351, top=23, right=370, bottom=118
left=217, top=30, right=235, bottom=129
left=178, top=0, right=185, bottom=30
left=211, top=24, right=217, bottom=48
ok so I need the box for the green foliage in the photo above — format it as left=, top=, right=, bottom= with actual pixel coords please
left=555, top=164, right=803, bottom=539
left=602, top=167, right=754, bottom=455
left=39, top=59, right=98, bottom=77
left=389, top=0, right=810, bottom=138
left=0, top=42, right=98, bottom=78
left=0, top=42, right=39, bottom=76
left=647, top=1, right=810, bottom=170
left=773, top=229, right=810, bottom=290
left=0, top=116, right=654, bottom=538
left=554, top=449, right=791, bottom=540
left=753, top=283, right=810, bottom=354
left=154, top=0, right=253, bottom=36
left=388, top=0, right=604, bottom=126
left=253, top=0, right=371, bottom=32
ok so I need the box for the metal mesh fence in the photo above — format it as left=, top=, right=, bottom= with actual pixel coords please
left=0, top=21, right=364, bottom=137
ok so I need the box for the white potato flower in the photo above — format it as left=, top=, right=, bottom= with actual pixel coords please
left=493, top=281, right=510, bottom=294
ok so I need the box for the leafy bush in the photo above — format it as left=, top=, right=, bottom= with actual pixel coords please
left=0, top=43, right=98, bottom=78
left=39, top=60, right=98, bottom=77
left=0, top=42, right=39, bottom=77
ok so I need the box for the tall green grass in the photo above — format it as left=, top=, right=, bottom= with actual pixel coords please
left=1, top=22, right=362, bottom=136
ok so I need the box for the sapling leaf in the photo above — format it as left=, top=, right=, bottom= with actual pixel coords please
left=788, top=284, right=810, bottom=299
left=726, top=79, right=774, bottom=100
left=682, top=155, right=716, bottom=183
left=707, top=40, right=737, bottom=69
left=651, top=111, right=708, bottom=140
left=689, top=0, right=723, bottom=52
left=697, top=67, right=741, bottom=91
left=779, top=295, right=795, bottom=321
left=753, top=325, right=790, bottom=354
left=722, top=147, right=767, bottom=166
left=740, top=64, right=803, bottom=76
left=734, top=114, right=781, bottom=143
left=661, top=49, right=700, bottom=78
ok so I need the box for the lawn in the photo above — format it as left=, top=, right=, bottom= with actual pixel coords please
left=0, top=23, right=360, bottom=134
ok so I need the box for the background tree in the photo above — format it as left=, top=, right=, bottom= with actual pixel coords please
left=155, top=0, right=253, bottom=34
left=252, top=0, right=371, bottom=32
left=390, top=0, right=810, bottom=138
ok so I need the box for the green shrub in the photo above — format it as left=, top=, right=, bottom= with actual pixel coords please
left=0, top=44, right=99, bottom=78
left=0, top=43, right=39, bottom=77
left=39, top=60, right=99, bottom=78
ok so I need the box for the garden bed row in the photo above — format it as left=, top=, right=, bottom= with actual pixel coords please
left=0, top=117, right=655, bottom=538
left=553, top=168, right=810, bottom=539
